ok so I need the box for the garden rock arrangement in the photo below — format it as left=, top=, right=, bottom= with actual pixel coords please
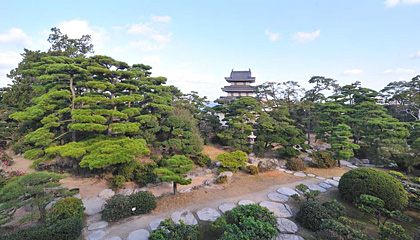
left=171, top=210, right=198, bottom=225
left=126, top=229, right=150, bottom=240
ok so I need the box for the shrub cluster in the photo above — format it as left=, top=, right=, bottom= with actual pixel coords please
left=378, top=222, right=412, bottom=240
left=296, top=201, right=332, bottom=231
left=113, top=161, right=158, bottom=189
left=216, top=175, right=228, bottom=184
left=216, top=150, right=247, bottom=172
left=338, top=167, right=408, bottom=211
left=102, top=191, right=156, bottom=221
left=193, top=153, right=211, bottom=167
left=311, top=151, right=337, bottom=168
left=47, top=197, right=85, bottom=223
left=149, top=219, right=200, bottom=240
left=286, top=158, right=307, bottom=171
left=245, top=165, right=259, bottom=175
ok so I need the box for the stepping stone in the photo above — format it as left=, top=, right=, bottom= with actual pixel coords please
left=333, top=177, right=341, bottom=181
left=238, top=200, right=255, bottom=205
left=277, top=218, right=298, bottom=233
left=259, top=201, right=293, bottom=218
left=197, top=208, right=221, bottom=221
left=127, top=229, right=150, bottom=240
left=171, top=210, right=198, bottom=225
left=180, top=188, right=192, bottom=193
left=87, top=214, right=102, bottom=225
left=267, top=192, right=289, bottom=203
left=307, top=184, right=327, bottom=193
left=284, top=171, right=294, bottom=174
left=280, top=165, right=287, bottom=169
left=277, top=187, right=299, bottom=196
left=219, top=203, right=236, bottom=213
left=88, top=221, right=109, bottom=230
left=98, top=189, right=115, bottom=199
left=276, top=167, right=286, bottom=172
left=106, top=237, right=122, bottom=240
left=293, top=172, right=306, bottom=177
left=88, top=230, right=106, bottom=240
left=118, top=188, right=134, bottom=195
left=325, top=179, right=339, bottom=187
left=274, top=234, right=305, bottom=240
left=318, top=183, right=332, bottom=189
left=307, top=173, right=316, bottom=177
left=316, top=176, right=326, bottom=180
left=83, top=197, right=105, bottom=215
left=149, top=218, right=165, bottom=231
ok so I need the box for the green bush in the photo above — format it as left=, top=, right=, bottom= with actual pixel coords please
left=225, top=204, right=277, bottom=228
left=110, top=175, right=126, bottom=189
left=245, top=165, right=259, bottom=175
left=311, top=151, right=337, bottom=168
left=216, top=175, right=228, bottom=184
left=194, top=153, right=211, bottom=167
left=0, top=217, right=83, bottom=240
left=318, top=219, right=367, bottom=240
left=117, top=160, right=141, bottom=181
left=277, top=146, right=301, bottom=159
left=102, top=191, right=156, bottom=222
left=216, top=150, right=247, bottom=172
left=388, top=170, right=406, bottom=180
left=47, top=197, right=85, bottom=223
left=134, top=162, right=157, bottom=187
left=322, top=200, right=345, bottom=219
left=296, top=201, right=332, bottom=231
left=286, top=158, right=307, bottom=171
left=149, top=218, right=200, bottom=240
left=338, top=167, right=408, bottom=211
left=378, top=222, right=412, bottom=240
left=411, top=177, right=420, bottom=184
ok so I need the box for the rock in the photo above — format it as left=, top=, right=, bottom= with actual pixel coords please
left=277, top=187, right=299, bottom=196
left=363, top=164, right=375, bottom=167
left=276, top=167, right=286, bottom=172
left=219, top=171, right=233, bottom=178
left=215, top=161, right=221, bottom=167
left=293, top=172, right=306, bottom=177
left=149, top=218, right=165, bottom=231
left=83, top=197, right=105, bottom=215
left=349, top=157, right=363, bottom=166
left=197, top=208, right=221, bottom=221
left=303, top=158, right=312, bottom=162
left=180, top=188, right=192, bottom=193
left=248, top=157, right=257, bottom=164
left=332, top=177, right=341, bottom=181
left=280, top=165, right=287, bottom=169
left=73, top=193, right=82, bottom=199
left=259, top=201, right=292, bottom=218
left=274, top=234, right=305, bottom=240
left=105, top=237, right=122, bottom=240
left=284, top=170, right=294, bottom=174
left=88, top=230, right=106, bottom=240
left=45, top=200, right=57, bottom=210
left=238, top=200, right=255, bottom=205
left=118, top=188, right=134, bottom=195
left=204, top=178, right=217, bottom=185
left=171, top=210, right=198, bottom=225
left=318, top=183, right=332, bottom=189
left=307, top=184, right=327, bottom=193
left=348, top=165, right=358, bottom=169
left=361, top=159, right=370, bottom=164
left=267, top=192, right=289, bottom=203
left=88, top=221, right=109, bottom=230
left=307, top=173, right=316, bottom=177
left=127, top=229, right=150, bottom=240
left=219, top=203, right=236, bottom=213
left=134, top=187, right=149, bottom=193
left=98, top=189, right=115, bottom=199
left=316, top=176, right=326, bottom=180
left=325, top=179, right=339, bottom=187
left=277, top=218, right=298, bottom=233
left=340, top=160, right=352, bottom=166
left=204, top=185, right=225, bottom=190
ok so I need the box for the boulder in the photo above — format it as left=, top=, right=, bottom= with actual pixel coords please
left=238, top=200, right=255, bottom=205
left=284, top=171, right=294, bottom=174
left=303, top=158, right=312, bottom=162
left=277, top=218, right=298, bottom=233
left=134, top=187, right=149, bottom=193
left=293, top=172, right=306, bottom=177
left=350, top=157, right=363, bottom=166
left=88, top=221, right=109, bottom=231
left=219, top=171, right=233, bottom=178
left=274, top=234, right=305, bottom=240
left=83, top=197, right=105, bottom=215
left=88, top=230, right=106, bottom=240
left=307, top=173, right=316, bottom=177
left=197, top=208, right=221, bottom=221
left=361, top=159, right=370, bottom=164
left=98, top=189, right=115, bottom=199
left=340, top=160, right=352, bottom=166
left=118, top=188, right=134, bottom=196
left=171, top=210, right=198, bottom=225
left=277, top=187, right=299, bottom=196
left=267, top=192, right=289, bottom=203
left=332, top=177, right=341, bottom=181
left=316, top=176, right=326, bottom=180
left=149, top=218, right=165, bottom=231
left=219, top=202, right=236, bottom=213
left=105, top=237, right=122, bottom=240
left=127, top=229, right=150, bottom=240
left=259, top=201, right=292, bottom=218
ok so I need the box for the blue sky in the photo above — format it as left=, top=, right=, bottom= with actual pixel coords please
left=1, top=0, right=419, bottom=100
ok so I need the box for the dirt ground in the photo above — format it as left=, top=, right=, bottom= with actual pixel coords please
left=0, top=151, right=35, bottom=174
left=201, top=144, right=228, bottom=160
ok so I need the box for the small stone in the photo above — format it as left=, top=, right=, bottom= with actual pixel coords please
left=149, top=218, right=165, bottom=231
left=134, top=187, right=149, bottom=193
left=307, top=173, right=316, bottom=177
left=259, top=201, right=293, bottom=218
left=88, top=221, right=109, bottom=230
left=98, top=189, right=115, bottom=199
left=267, top=192, right=289, bottom=203
left=307, top=184, right=327, bottom=193
left=88, top=230, right=106, bottom=240
left=171, top=210, right=198, bottom=225
left=277, top=187, right=299, bottom=196
left=303, top=158, right=312, bottom=162
left=316, top=176, right=326, bottom=180
left=219, top=203, right=236, bottom=213
left=361, top=159, right=370, bottom=164
left=118, top=188, right=134, bottom=195
left=325, top=179, right=339, bottom=187
left=197, top=208, right=221, bottom=221
left=105, top=237, right=122, bottom=240
left=340, top=160, right=351, bottom=166
left=277, top=218, right=298, bottom=233
left=83, top=197, right=105, bottom=215
left=348, top=165, right=358, bottom=169
left=276, top=167, right=286, bottom=172
left=87, top=213, right=102, bottom=225
left=333, top=177, right=341, bottom=181
left=293, top=172, right=306, bottom=177
left=274, top=234, right=305, bottom=240
left=318, top=183, right=332, bottom=189
left=280, top=165, right=287, bottom=169
left=284, top=170, right=294, bottom=174
left=180, top=188, right=192, bottom=193
left=127, top=229, right=150, bottom=240
left=238, top=200, right=255, bottom=205
left=219, top=171, right=233, bottom=178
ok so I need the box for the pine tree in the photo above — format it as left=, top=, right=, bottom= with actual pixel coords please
left=154, top=155, right=194, bottom=194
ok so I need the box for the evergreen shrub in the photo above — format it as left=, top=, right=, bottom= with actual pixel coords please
left=102, top=191, right=156, bottom=221
left=216, top=175, right=228, bottom=184
left=110, top=175, right=126, bottom=189
left=378, top=222, right=412, bottom=240
left=311, top=151, right=337, bottom=168
left=149, top=218, right=200, bottom=240
left=47, top=197, right=85, bottom=223
left=245, top=165, right=259, bottom=175
left=296, top=201, right=332, bottom=231
left=216, top=150, right=247, bottom=172
left=193, top=153, right=211, bottom=167
left=286, top=158, right=307, bottom=171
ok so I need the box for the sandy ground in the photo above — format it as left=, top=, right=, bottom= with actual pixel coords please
left=201, top=144, right=228, bottom=160
left=0, top=151, right=35, bottom=174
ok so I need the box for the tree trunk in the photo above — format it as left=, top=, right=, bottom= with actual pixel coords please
left=38, top=205, right=46, bottom=223
left=60, top=125, right=65, bottom=145
left=377, top=212, right=381, bottom=226
left=173, top=182, right=177, bottom=194
left=69, top=75, right=76, bottom=142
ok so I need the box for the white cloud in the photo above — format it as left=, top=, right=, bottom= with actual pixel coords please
left=385, top=0, right=420, bottom=7
left=57, top=20, right=107, bottom=51
left=142, top=55, right=161, bottom=65
left=126, top=20, right=172, bottom=51
left=0, top=28, right=30, bottom=46
left=291, top=30, right=321, bottom=43
left=0, top=51, right=22, bottom=68
left=384, top=68, right=415, bottom=74
left=127, top=22, right=154, bottom=35
left=343, top=69, right=364, bottom=75
left=151, top=15, right=172, bottom=23
left=265, top=29, right=281, bottom=42
left=409, top=51, right=420, bottom=59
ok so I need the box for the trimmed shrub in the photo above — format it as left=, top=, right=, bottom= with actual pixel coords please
left=278, top=146, right=301, bottom=159
left=286, top=158, right=307, bottom=171
left=216, top=150, right=247, bottom=172
left=47, top=197, right=85, bottom=223
left=225, top=204, right=277, bottom=228
left=318, top=219, right=367, bottom=240
left=117, top=160, right=141, bottom=181
left=322, top=200, right=345, bottom=219
left=129, top=191, right=157, bottom=215
left=110, top=175, right=126, bottom=189
left=245, top=165, right=259, bottom=175
left=216, top=175, right=228, bottom=184
left=311, top=151, right=337, bottom=168
left=149, top=218, right=200, bottom=240
left=378, top=222, right=412, bottom=240
left=338, top=167, right=408, bottom=211
left=194, top=153, right=211, bottom=167
left=388, top=170, right=406, bottom=180
left=296, top=201, right=332, bottom=231
left=0, top=217, right=83, bottom=240
left=134, top=162, right=157, bottom=187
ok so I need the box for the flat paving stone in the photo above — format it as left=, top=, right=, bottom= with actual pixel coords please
left=276, top=167, right=286, bottom=172
left=149, top=218, right=165, bottom=231
left=267, top=192, right=289, bottom=203
left=171, top=210, right=198, bottom=225
left=307, top=173, right=316, bottom=177
left=293, top=172, right=306, bottom=177
left=318, top=183, right=332, bottom=189
left=219, top=203, right=236, bottom=213
left=274, top=234, right=305, bottom=240
left=98, top=189, right=115, bottom=199
left=259, top=201, right=293, bottom=218
left=316, top=176, right=326, bottom=180
left=105, top=237, right=122, bottom=240
left=238, top=200, right=255, bottom=205
left=127, top=229, right=150, bottom=240
left=88, top=221, right=109, bottom=230
left=284, top=170, right=294, bottom=174
left=197, top=207, right=221, bottom=221
left=87, top=213, right=102, bottom=225
left=277, top=187, right=299, bottom=196
left=277, top=218, right=298, bottom=233
left=88, top=230, right=106, bottom=240
left=348, top=165, right=358, bottom=169
left=333, top=177, right=341, bottom=181
left=307, top=184, right=327, bottom=193
left=325, top=179, right=339, bottom=187
left=83, top=197, right=105, bottom=215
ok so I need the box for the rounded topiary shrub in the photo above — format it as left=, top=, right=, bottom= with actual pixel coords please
left=129, top=191, right=157, bottom=215
left=311, top=151, right=337, bottom=168
left=102, top=191, right=156, bottom=221
left=296, top=201, right=332, bottom=231
left=245, top=165, right=259, bottom=175
left=338, top=167, right=408, bottom=211
left=286, top=158, right=307, bottom=171
left=47, top=197, right=85, bottom=223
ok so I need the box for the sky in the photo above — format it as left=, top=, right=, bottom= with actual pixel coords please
left=1, top=0, right=420, bottom=101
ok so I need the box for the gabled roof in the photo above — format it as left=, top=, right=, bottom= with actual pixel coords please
left=221, top=85, right=256, bottom=92
left=225, top=69, right=256, bottom=82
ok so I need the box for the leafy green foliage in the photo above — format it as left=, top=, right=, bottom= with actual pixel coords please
left=154, top=155, right=194, bottom=194
left=286, top=158, right=307, bottom=171
left=245, top=165, right=259, bottom=175
left=296, top=201, right=332, bottom=231
left=338, top=168, right=408, bottom=211
left=149, top=218, right=200, bottom=240
left=378, top=222, right=412, bottom=240
left=193, top=153, right=211, bottom=167
left=110, top=175, right=126, bottom=189
left=47, top=197, right=85, bottom=223
left=322, top=200, right=346, bottom=219
left=294, top=184, right=321, bottom=202
left=216, top=150, right=247, bottom=172
left=317, top=219, right=367, bottom=240
left=216, top=175, right=228, bottom=184
left=311, top=150, right=337, bottom=168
